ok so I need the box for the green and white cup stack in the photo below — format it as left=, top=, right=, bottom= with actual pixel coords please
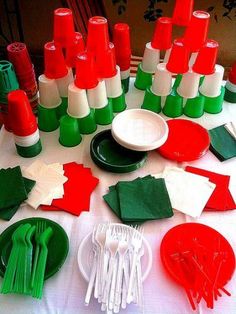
left=105, top=65, right=126, bottom=113
left=199, top=64, right=225, bottom=114
left=68, top=82, right=96, bottom=134
left=38, top=74, right=61, bottom=132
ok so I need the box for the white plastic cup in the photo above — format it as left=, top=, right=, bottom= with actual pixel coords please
left=87, top=80, right=108, bottom=109
left=105, top=65, right=123, bottom=98
left=120, top=69, right=130, bottom=80
left=177, top=70, right=201, bottom=98
left=56, top=67, right=74, bottom=97
left=142, top=42, right=160, bottom=73
left=163, top=48, right=171, bottom=63
left=67, top=82, right=90, bottom=118
left=39, top=74, right=61, bottom=108
left=199, top=64, right=225, bottom=97
left=152, top=63, right=172, bottom=96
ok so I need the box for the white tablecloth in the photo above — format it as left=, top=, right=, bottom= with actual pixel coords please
left=0, top=80, right=236, bottom=314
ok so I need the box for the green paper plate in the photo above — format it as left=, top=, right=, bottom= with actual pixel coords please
left=0, top=217, right=69, bottom=280
left=90, top=130, right=147, bottom=173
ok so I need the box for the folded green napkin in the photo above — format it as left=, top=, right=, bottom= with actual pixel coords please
left=0, top=177, right=36, bottom=221
left=103, top=176, right=173, bottom=224
left=209, top=125, right=236, bottom=161
left=0, top=166, right=28, bottom=208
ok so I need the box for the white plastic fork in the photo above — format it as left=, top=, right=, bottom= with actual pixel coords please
left=95, top=223, right=107, bottom=300
left=101, top=226, right=119, bottom=309
left=127, top=226, right=143, bottom=304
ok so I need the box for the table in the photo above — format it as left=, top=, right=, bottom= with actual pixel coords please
left=0, top=80, right=236, bottom=314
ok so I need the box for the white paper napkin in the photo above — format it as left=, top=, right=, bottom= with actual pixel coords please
left=224, top=122, right=236, bottom=140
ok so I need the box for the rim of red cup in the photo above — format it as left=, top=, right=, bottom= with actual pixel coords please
left=8, top=89, right=38, bottom=136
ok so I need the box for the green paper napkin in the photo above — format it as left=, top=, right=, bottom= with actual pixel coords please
left=118, top=178, right=173, bottom=221
left=0, top=177, right=36, bottom=221
left=209, top=125, right=236, bottom=161
left=0, top=166, right=28, bottom=208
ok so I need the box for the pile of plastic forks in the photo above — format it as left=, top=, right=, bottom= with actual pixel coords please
left=84, top=223, right=144, bottom=313
left=1, top=221, right=53, bottom=299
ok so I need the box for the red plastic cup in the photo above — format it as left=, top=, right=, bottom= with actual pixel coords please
left=192, top=39, right=219, bottom=75
left=96, top=42, right=117, bottom=78
left=8, top=90, right=37, bottom=136
left=44, top=41, right=68, bottom=79
left=113, top=23, right=131, bottom=71
left=7, top=42, right=33, bottom=74
left=54, top=8, right=75, bottom=48
left=228, top=62, right=236, bottom=84
left=166, top=38, right=190, bottom=74
left=75, top=51, right=98, bottom=89
left=66, top=32, right=85, bottom=68
left=184, top=10, right=210, bottom=52
left=87, top=16, right=109, bottom=53
left=151, top=17, right=172, bottom=50
left=172, top=0, right=194, bottom=26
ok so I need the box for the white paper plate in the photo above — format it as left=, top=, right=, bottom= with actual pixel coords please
left=111, top=109, right=169, bottom=151
left=77, top=223, right=153, bottom=282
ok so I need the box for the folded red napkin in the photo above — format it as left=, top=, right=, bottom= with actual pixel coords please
left=185, top=166, right=235, bottom=211
left=41, top=162, right=99, bottom=215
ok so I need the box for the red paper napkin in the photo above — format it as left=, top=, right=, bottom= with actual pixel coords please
left=185, top=166, right=235, bottom=211
left=41, top=162, right=99, bottom=215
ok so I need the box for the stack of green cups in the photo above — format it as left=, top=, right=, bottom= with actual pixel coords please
left=38, top=75, right=61, bottom=132
left=56, top=68, right=74, bottom=118
left=0, top=60, right=19, bottom=131
left=105, top=66, right=126, bottom=113
left=87, top=80, right=113, bottom=125
left=67, top=82, right=96, bottom=136
left=224, top=80, right=236, bottom=103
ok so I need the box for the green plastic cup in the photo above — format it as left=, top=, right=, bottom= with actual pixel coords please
left=110, top=92, right=126, bottom=113
left=172, top=74, right=182, bottom=90
left=121, top=77, right=130, bottom=94
left=0, top=61, right=19, bottom=95
left=78, top=109, right=97, bottom=134
left=38, top=104, right=59, bottom=132
left=224, top=86, right=236, bottom=103
left=57, top=96, right=68, bottom=118
left=94, top=100, right=113, bottom=125
left=162, top=90, right=183, bottom=117
left=203, top=86, right=225, bottom=114
left=134, top=63, right=152, bottom=91
left=184, top=94, right=204, bottom=118
left=59, top=114, right=82, bottom=147
left=16, top=140, right=42, bottom=158
left=141, top=86, right=161, bottom=113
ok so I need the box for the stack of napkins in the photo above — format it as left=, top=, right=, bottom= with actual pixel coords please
left=22, top=160, right=68, bottom=209
left=41, top=162, right=99, bottom=216
left=209, top=123, right=236, bottom=161
left=186, top=166, right=236, bottom=211
left=0, top=166, right=36, bottom=220
left=103, top=175, right=173, bottom=224
left=154, top=167, right=216, bottom=218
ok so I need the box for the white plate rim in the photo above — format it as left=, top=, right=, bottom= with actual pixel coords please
left=77, top=223, right=153, bottom=282
left=111, top=109, right=169, bottom=151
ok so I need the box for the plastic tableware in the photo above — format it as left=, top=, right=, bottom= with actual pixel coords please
left=172, top=0, right=194, bottom=26
left=151, top=17, right=172, bottom=50
left=0, top=217, right=69, bottom=280
left=152, top=63, right=172, bottom=96
left=75, top=51, right=98, bottom=89
left=77, top=223, right=152, bottom=282
left=7, top=42, right=33, bottom=74
left=39, top=74, right=61, bottom=109
left=113, top=23, right=131, bottom=71
left=66, top=32, right=85, bottom=68
left=158, top=119, right=210, bottom=161
left=87, top=16, right=109, bottom=53
left=111, top=109, right=169, bottom=151
left=90, top=130, right=147, bottom=173
left=141, top=42, right=160, bottom=74
left=166, top=38, right=190, bottom=74
left=59, top=115, right=82, bottom=147
left=53, top=8, right=75, bottom=48
left=96, top=42, right=117, bottom=79
left=160, top=223, right=235, bottom=305
left=44, top=42, right=68, bottom=79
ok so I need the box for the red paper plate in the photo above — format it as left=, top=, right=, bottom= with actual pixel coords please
left=158, top=119, right=210, bottom=162
left=160, top=223, right=235, bottom=289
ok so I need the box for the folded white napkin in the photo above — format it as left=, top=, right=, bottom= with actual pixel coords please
left=22, top=160, right=67, bottom=209
left=154, top=166, right=216, bottom=218
left=224, top=122, right=236, bottom=140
